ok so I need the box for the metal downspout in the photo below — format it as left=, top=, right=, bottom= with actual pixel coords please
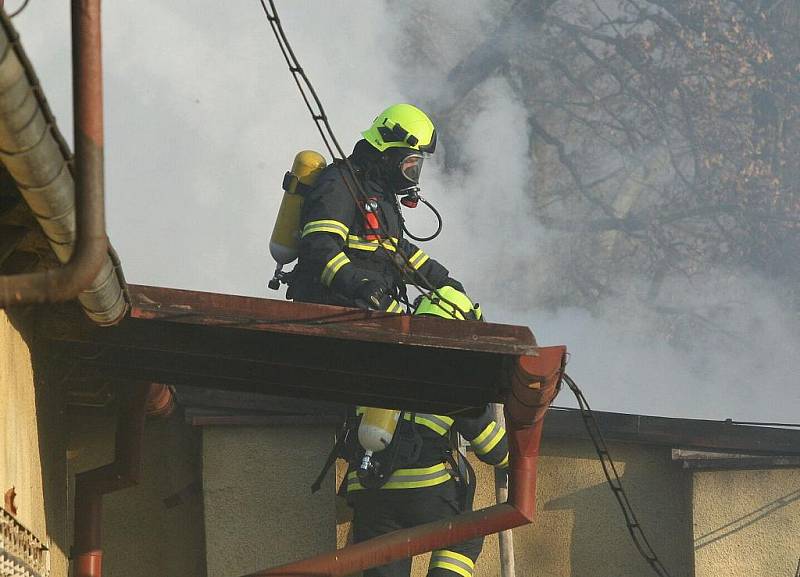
left=0, top=2, right=128, bottom=324
left=72, top=383, right=163, bottom=577
left=493, top=403, right=516, bottom=577
left=242, top=346, right=567, bottom=577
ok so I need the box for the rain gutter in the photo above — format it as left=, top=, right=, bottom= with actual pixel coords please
left=72, top=382, right=166, bottom=577
left=0, top=2, right=128, bottom=325
left=243, top=345, right=567, bottom=577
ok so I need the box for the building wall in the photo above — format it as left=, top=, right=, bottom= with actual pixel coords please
left=202, top=425, right=337, bottom=577
left=67, top=410, right=206, bottom=577
left=692, top=468, right=800, bottom=577
left=0, top=309, right=68, bottom=577
left=513, top=438, right=694, bottom=577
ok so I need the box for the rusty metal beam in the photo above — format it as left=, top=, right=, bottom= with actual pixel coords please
left=43, top=285, right=547, bottom=415
left=127, top=285, right=537, bottom=355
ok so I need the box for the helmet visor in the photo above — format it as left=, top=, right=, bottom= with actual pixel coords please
left=399, top=153, right=424, bottom=184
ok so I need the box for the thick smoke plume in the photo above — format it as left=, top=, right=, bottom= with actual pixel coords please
left=17, top=1, right=799, bottom=422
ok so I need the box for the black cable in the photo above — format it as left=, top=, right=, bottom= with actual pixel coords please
left=257, top=0, right=464, bottom=317
left=562, top=373, right=676, bottom=577
left=8, top=0, right=31, bottom=18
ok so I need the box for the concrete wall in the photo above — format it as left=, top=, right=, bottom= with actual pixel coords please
left=202, top=425, right=337, bottom=577
left=692, top=468, right=800, bottom=577
left=67, top=410, right=206, bottom=577
left=0, top=309, right=68, bottom=577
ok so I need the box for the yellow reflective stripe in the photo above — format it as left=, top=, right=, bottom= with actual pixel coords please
left=346, top=235, right=398, bottom=252
left=381, top=239, right=398, bottom=252
left=409, top=249, right=430, bottom=270
left=321, top=252, right=350, bottom=286
left=472, top=421, right=497, bottom=446
left=386, top=300, right=403, bottom=313
left=430, top=550, right=474, bottom=577
left=471, top=421, right=505, bottom=455
left=403, top=413, right=454, bottom=436
left=346, top=463, right=451, bottom=491
left=498, top=453, right=509, bottom=469
left=429, top=562, right=471, bottom=577
left=302, top=219, right=349, bottom=241
left=478, top=427, right=504, bottom=455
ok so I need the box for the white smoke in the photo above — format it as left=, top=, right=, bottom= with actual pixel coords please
left=16, top=1, right=799, bottom=422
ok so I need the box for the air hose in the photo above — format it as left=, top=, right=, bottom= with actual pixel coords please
left=401, top=196, right=443, bottom=242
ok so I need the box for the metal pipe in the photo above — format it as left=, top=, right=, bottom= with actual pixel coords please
left=0, top=0, right=108, bottom=307
left=243, top=345, right=567, bottom=577
left=73, top=382, right=151, bottom=577
left=493, top=403, right=516, bottom=577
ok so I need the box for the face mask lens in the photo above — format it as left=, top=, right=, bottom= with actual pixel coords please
left=399, top=154, right=424, bottom=183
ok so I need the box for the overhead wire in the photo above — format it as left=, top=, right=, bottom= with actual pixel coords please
left=8, top=0, right=31, bottom=18
left=562, top=373, right=676, bottom=577
left=257, top=0, right=463, bottom=316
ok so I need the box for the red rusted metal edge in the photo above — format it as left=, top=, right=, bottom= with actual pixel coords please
left=128, top=284, right=538, bottom=356
left=241, top=346, right=566, bottom=577
left=144, top=383, right=175, bottom=417
left=0, top=1, right=107, bottom=307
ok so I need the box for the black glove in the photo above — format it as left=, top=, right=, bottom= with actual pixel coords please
left=439, top=277, right=465, bottom=294
left=353, top=280, right=393, bottom=310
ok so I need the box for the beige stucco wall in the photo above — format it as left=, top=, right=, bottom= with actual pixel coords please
left=68, top=410, right=206, bottom=577
left=203, top=425, right=337, bottom=577
left=693, top=468, right=800, bottom=577
left=0, top=309, right=68, bottom=577
left=514, top=438, right=693, bottom=577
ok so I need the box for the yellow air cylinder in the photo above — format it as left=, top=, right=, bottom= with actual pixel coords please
left=269, top=150, right=327, bottom=266
left=357, top=407, right=400, bottom=476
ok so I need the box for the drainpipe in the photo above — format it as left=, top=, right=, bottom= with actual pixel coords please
left=0, top=0, right=108, bottom=308
left=72, top=382, right=165, bottom=577
left=493, top=403, right=515, bottom=577
left=242, top=345, right=567, bottom=577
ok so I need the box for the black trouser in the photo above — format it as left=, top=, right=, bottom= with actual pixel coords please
left=350, top=480, right=484, bottom=577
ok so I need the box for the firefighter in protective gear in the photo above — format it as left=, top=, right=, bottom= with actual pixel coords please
left=286, top=103, right=464, bottom=310
left=345, top=289, right=508, bottom=577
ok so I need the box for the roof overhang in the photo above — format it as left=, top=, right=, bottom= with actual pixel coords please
left=44, top=285, right=554, bottom=416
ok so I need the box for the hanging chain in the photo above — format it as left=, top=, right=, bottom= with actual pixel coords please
left=563, top=373, right=676, bottom=577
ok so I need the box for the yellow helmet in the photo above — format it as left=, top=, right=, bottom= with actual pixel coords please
left=414, top=286, right=482, bottom=321
left=362, top=104, right=437, bottom=153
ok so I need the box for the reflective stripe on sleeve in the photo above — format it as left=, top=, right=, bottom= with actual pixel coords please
left=408, top=249, right=430, bottom=270
left=346, top=463, right=451, bottom=492
left=430, top=550, right=475, bottom=577
left=470, top=420, right=505, bottom=456
left=302, top=219, right=349, bottom=241
left=402, top=413, right=454, bottom=436
left=386, top=299, right=403, bottom=313
left=321, top=252, right=350, bottom=286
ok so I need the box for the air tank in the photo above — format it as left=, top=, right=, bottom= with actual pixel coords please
left=268, top=150, right=327, bottom=289
left=357, top=407, right=401, bottom=476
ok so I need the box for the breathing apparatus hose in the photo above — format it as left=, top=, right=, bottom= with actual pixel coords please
left=402, top=196, right=443, bottom=242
